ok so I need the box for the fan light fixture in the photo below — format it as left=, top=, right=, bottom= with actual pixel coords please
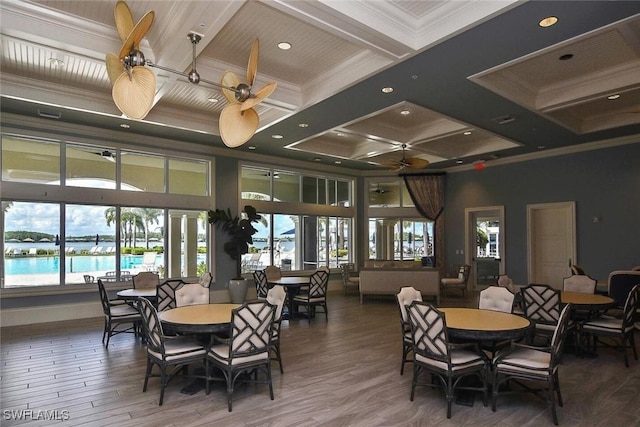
left=105, top=1, right=277, bottom=148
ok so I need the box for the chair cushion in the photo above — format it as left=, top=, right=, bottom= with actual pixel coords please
left=148, top=336, right=206, bottom=362
left=581, top=317, right=628, bottom=333
left=415, top=348, right=484, bottom=372
left=495, top=347, right=551, bottom=377
left=111, top=305, right=140, bottom=318
left=208, top=344, right=269, bottom=365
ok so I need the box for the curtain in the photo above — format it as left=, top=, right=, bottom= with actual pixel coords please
left=402, top=173, right=445, bottom=270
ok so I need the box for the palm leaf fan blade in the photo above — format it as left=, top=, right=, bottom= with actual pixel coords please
left=112, top=67, right=156, bottom=120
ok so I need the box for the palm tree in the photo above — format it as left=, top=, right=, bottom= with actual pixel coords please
left=136, top=208, right=161, bottom=249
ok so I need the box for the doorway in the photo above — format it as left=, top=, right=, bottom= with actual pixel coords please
left=465, top=206, right=505, bottom=290
left=527, top=202, right=576, bottom=289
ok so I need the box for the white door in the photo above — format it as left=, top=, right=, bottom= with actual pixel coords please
left=527, top=202, right=576, bottom=289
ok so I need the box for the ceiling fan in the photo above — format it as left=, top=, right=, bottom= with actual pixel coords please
left=384, top=144, right=430, bottom=171
left=105, top=1, right=277, bottom=148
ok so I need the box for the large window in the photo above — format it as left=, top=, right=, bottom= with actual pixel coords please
left=240, top=165, right=354, bottom=271
left=1, top=135, right=212, bottom=288
left=366, top=178, right=434, bottom=263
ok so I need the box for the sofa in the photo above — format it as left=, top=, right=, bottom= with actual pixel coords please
left=359, top=263, right=440, bottom=304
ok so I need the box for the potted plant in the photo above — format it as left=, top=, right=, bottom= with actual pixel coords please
left=208, top=205, right=262, bottom=302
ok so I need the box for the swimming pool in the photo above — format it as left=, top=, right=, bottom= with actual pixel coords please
left=4, top=254, right=161, bottom=275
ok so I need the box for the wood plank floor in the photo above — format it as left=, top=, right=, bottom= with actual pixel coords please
left=2, top=291, right=640, bottom=426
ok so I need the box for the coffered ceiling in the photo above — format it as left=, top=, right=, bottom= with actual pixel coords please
left=1, top=1, right=639, bottom=172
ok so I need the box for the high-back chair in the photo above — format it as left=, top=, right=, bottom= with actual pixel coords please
left=492, top=304, right=573, bottom=425
left=198, top=271, right=213, bottom=288
left=175, top=283, right=210, bottom=307
left=479, top=286, right=515, bottom=313
left=133, top=271, right=160, bottom=289
left=570, top=264, right=586, bottom=275
left=292, top=268, right=329, bottom=324
left=407, top=301, right=488, bottom=419
left=253, top=270, right=269, bottom=300
left=581, top=284, right=640, bottom=367
left=395, top=286, right=422, bottom=375
left=156, top=279, right=186, bottom=312
left=440, top=265, right=471, bottom=297
left=266, top=285, right=287, bottom=373
left=205, top=301, right=276, bottom=412
left=478, top=286, right=516, bottom=357
left=521, top=284, right=565, bottom=344
left=263, top=265, right=282, bottom=282
left=137, top=298, right=207, bottom=406
left=608, top=270, right=640, bottom=309
left=339, top=263, right=360, bottom=295
left=96, top=279, right=141, bottom=347
left=562, top=275, right=596, bottom=294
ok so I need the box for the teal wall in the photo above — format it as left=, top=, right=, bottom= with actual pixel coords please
left=443, top=142, right=640, bottom=284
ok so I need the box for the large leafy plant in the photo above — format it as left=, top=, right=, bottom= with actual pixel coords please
left=208, top=205, right=261, bottom=279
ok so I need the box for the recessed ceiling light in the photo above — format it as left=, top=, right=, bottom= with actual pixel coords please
left=120, top=123, right=130, bottom=129
left=271, top=134, right=283, bottom=139
left=456, top=160, right=463, bottom=164
left=334, top=160, right=342, bottom=165
left=559, top=53, right=573, bottom=61
left=248, top=146, right=256, bottom=150
left=400, top=110, right=410, bottom=115
left=607, top=94, right=620, bottom=100
left=298, top=123, right=309, bottom=128
left=539, top=16, right=558, bottom=27
left=313, top=157, right=322, bottom=162
left=538, top=145, right=545, bottom=149
left=336, top=132, right=345, bottom=137
left=381, top=87, right=394, bottom=94
left=278, top=42, right=291, bottom=50
left=207, top=97, right=218, bottom=103
left=463, top=131, right=472, bottom=135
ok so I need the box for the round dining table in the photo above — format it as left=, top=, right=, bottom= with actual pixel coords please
left=560, top=291, right=614, bottom=310
left=158, top=303, right=240, bottom=335
left=439, top=307, right=533, bottom=342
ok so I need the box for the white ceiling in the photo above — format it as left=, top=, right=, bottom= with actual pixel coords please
left=1, top=1, right=639, bottom=172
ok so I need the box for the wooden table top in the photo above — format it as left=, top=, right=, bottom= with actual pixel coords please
left=439, top=307, right=532, bottom=341
left=561, top=291, right=614, bottom=306
left=159, top=303, right=240, bottom=326
left=268, top=276, right=310, bottom=286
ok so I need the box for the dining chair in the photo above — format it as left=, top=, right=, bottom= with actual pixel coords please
left=156, top=279, right=187, bottom=312
left=292, top=268, right=329, bottom=324
left=175, top=283, right=210, bottom=307
left=339, top=263, right=360, bottom=295
left=440, top=264, right=471, bottom=297
left=267, top=285, right=287, bottom=373
left=132, top=271, right=160, bottom=289
left=199, top=271, right=213, bottom=288
left=395, top=286, right=422, bottom=375
left=570, top=264, right=586, bottom=275
left=83, top=274, right=95, bottom=284
left=562, top=275, right=596, bottom=294
left=137, top=298, right=207, bottom=406
left=580, top=283, right=640, bottom=367
left=479, top=286, right=515, bottom=313
left=478, top=286, right=516, bottom=358
left=253, top=270, right=269, bottom=300
left=407, top=301, right=488, bottom=419
left=263, top=265, right=282, bottom=282
left=205, top=301, right=276, bottom=411
left=96, top=279, right=141, bottom=347
left=521, top=284, right=574, bottom=345
left=492, top=303, right=572, bottom=425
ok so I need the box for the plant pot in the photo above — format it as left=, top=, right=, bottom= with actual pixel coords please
left=228, top=278, right=248, bottom=303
